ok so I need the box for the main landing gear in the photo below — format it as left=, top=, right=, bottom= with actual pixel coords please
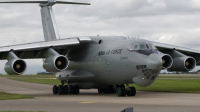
left=52, top=81, right=79, bottom=95
left=97, top=85, right=136, bottom=97
left=116, top=85, right=136, bottom=97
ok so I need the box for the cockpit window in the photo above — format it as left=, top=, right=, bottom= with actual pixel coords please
left=146, top=44, right=150, bottom=49
left=134, top=44, right=139, bottom=50
left=139, top=44, right=146, bottom=50
left=128, top=44, right=139, bottom=51
left=149, top=43, right=156, bottom=49
left=128, top=42, right=157, bottom=51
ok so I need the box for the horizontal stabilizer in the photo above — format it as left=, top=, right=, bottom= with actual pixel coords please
left=0, top=0, right=90, bottom=5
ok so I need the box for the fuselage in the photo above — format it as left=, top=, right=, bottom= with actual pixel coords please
left=55, top=36, right=162, bottom=89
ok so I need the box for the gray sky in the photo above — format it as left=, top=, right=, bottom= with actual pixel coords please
left=0, top=0, right=200, bottom=74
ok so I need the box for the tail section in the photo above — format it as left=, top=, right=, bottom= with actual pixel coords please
left=0, top=0, right=90, bottom=41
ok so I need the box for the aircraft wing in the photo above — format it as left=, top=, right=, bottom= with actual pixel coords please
left=0, top=37, right=91, bottom=59
left=152, top=41, right=200, bottom=65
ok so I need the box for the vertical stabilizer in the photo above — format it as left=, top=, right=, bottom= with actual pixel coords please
left=40, top=6, right=60, bottom=41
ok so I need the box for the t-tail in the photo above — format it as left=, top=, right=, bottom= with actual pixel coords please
left=0, top=0, right=90, bottom=41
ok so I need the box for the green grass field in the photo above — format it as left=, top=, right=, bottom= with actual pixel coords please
left=1, top=74, right=200, bottom=93
left=0, top=92, right=32, bottom=100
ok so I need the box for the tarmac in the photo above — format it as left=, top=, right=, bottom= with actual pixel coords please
left=0, top=77, right=200, bottom=112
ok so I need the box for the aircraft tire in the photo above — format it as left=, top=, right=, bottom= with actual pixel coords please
left=122, top=87, right=126, bottom=96
left=63, top=85, right=68, bottom=95
left=130, top=87, right=136, bottom=96
left=126, top=90, right=132, bottom=96
left=58, top=85, right=64, bottom=95
left=111, top=86, right=116, bottom=93
left=98, top=89, right=103, bottom=93
left=116, top=87, right=125, bottom=97
left=74, top=85, right=80, bottom=94
left=52, top=85, right=58, bottom=94
left=69, top=85, right=75, bottom=94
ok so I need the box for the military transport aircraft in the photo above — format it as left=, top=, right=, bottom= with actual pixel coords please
left=0, top=0, right=199, bottom=97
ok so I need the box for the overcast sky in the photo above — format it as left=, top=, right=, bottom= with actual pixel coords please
left=0, top=0, right=200, bottom=74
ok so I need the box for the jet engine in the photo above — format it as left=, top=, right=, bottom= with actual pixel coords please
left=167, top=57, right=196, bottom=71
left=43, top=55, right=68, bottom=72
left=4, top=59, right=26, bottom=75
left=161, top=54, right=173, bottom=69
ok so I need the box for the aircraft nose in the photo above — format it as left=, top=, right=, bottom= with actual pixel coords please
left=147, top=53, right=162, bottom=69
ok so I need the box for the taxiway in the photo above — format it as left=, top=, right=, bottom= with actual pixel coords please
left=0, top=77, right=200, bottom=112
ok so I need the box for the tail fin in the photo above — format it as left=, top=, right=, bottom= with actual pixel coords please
left=0, top=0, right=90, bottom=41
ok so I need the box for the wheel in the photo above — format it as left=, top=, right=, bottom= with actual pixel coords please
left=116, top=87, right=126, bottom=97
left=126, top=89, right=133, bottom=96
left=58, top=85, right=64, bottom=95
left=120, top=84, right=125, bottom=88
left=122, top=87, right=126, bottom=96
left=63, top=85, right=68, bottom=95
left=130, top=87, right=136, bottom=96
left=69, top=85, right=75, bottom=94
left=52, top=85, right=58, bottom=95
left=74, top=85, right=80, bottom=94
left=98, top=89, right=103, bottom=94
left=110, top=85, right=116, bottom=93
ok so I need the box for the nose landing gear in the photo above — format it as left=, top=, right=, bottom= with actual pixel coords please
left=116, top=84, right=136, bottom=97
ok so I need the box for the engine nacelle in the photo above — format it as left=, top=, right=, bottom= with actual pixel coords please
left=168, top=57, right=196, bottom=71
left=4, top=59, right=26, bottom=75
left=161, top=54, right=173, bottom=69
left=43, top=55, right=68, bottom=72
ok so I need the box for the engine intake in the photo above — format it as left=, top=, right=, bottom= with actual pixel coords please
left=43, top=55, right=68, bottom=72
left=4, top=59, right=26, bottom=75
left=168, top=57, right=196, bottom=71
left=161, top=54, right=173, bottom=69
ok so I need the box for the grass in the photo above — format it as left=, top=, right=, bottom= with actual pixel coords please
left=1, top=75, right=60, bottom=85
left=0, top=92, right=32, bottom=100
left=1, top=74, right=200, bottom=93
left=132, top=79, right=200, bottom=93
